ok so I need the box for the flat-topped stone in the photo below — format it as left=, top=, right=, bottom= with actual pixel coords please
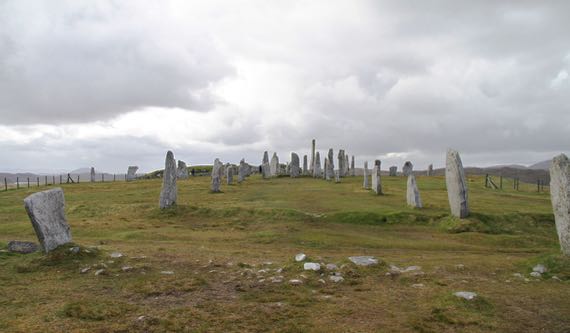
left=348, top=256, right=379, bottom=266
left=177, top=160, right=189, bottom=179
left=90, top=167, right=95, bottom=182
left=389, top=166, right=397, bottom=177
left=8, top=240, right=39, bottom=254
left=159, top=151, right=177, bottom=208
left=24, top=188, right=72, bottom=253
left=127, top=166, right=138, bottom=181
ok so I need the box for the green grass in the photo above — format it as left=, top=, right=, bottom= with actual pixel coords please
left=0, top=174, right=569, bottom=332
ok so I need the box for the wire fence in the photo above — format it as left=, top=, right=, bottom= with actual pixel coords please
left=3, top=173, right=130, bottom=191
left=484, top=174, right=549, bottom=193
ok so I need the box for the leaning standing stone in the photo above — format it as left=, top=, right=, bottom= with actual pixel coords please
left=159, top=151, right=177, bottom=208
left=23, top=188, right=72, bottom=253
left=389, top=166, right=397, bottom=176
left=445, top=149, right=469, bottom=218
left=363, top=161, right=369, bottom=189
left=290, top=153, right=301, bottom=178
left=90, top=167, right=95, bottom=182
left=427, top=164, right=434, bottom=176
left=371, top=160, right=383, bottom=195
left=177, top=160, right=189, bottom=179
left=403, top=161, right=413, bottom=176
left=549, top=154, right=570, bottom=256
left=407, top=174, right=422, bottom=208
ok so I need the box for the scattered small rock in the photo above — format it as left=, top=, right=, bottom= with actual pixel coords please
left=513, top=273, right=523, bottom=278
left=160, top=271, right=174, bottom=275
left=318, top=279, right=326, bottom=284
left=121, top=266, right=133, bottom=272
left=453, top=291, right=477, bottom=300
left=329, top=275, right=344, bottom=283
left=530, top=272, right=541, bottom=278
left=94, top=269, right=106, bottom=276
left=348, top=256, right=378, bottom=266
left=412, top=283, right=424, bottom=288
left=289, top=279, right=303, bottom=286
left=326, top=263, right=338, bottom=270
left=304, top=263, right=321, bottom=271
left=552, top=276, right=561, bottom=281
left=295, top=253, right=307, bottom=262
left=69, top=246, right=80, bottom=254
left=270, top=276, right=284, bottom=283
left=455, top=264, right=465, bottom=270
left=80, top=267, right=91, bottom=274
left=7, top=241, right=39, bottom=254
left=110, top=252, right=124, bottom=258
left=533, top=264, right=547, bottom=274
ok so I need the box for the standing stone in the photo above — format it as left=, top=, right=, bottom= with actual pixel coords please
left=23, top=188, right=72, bottom=253
left=303, top=155, right=308, bottom=176
left=363, top=161, right=370, bottom=189
left=345, top=154, right=350, bottom=176
left=211, top=158, right=223, bottom=192
left=270, top=153, right=279, bottom=177
left=389, top=166, right=397, bottom=177
left=327, top=149, right=335, bottom=180
left=310, top=139, right=316, bottom=172
left=238, top=159, right=247, bottom=183
left=127, top=166, right=138, bottom=181
left=291, top=153, right=301, bottom=178
left=337, top=150, right=345, bottom=178
left=445, top=149, right=469, bottom=218
left=549, top=154, right=570, bottom=256
left=313, top=152, right=322, bottom=178
left=334, top=170, right=341, bottom=183
left=371, top=160, right=383, bottom=195
left=177, top=160, right=189, bottom=179
left=159, top=151, right=177, bottom=208
left=351, top=156, right=355, bottom=176
left=226, top=165, right=234, bottom=185
left=262, top=151, right=271, bottom=179
left=403, top=161, right=413, bottom=176
left=427, top=164, right=434, bottom=176
left=90, top=167, right=95, bottom=182
left=407, top=174, right=422, bottom=208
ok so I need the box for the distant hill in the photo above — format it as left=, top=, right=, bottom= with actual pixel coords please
left=483, top=164, right=528, bottom=170
left=528, top=160, right=551, bottom=170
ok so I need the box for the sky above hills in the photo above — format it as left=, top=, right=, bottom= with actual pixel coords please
left=1, top=1, right=569, bottom=173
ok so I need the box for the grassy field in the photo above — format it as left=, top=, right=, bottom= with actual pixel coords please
left=1, top=174, right=569, bottom=332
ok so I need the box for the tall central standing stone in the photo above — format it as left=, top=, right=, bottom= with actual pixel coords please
left=262, top=151, right=271, bottom=179
left=290, top=153, right=301, bottom=178
left=363, top=161, right=369, bottom=189
left=549, top=154, right=570, bottom=256
left=24, top=188, right=72, bottom=253
left=90, top=167, right=95, bottom=182
left=270, top=153, right=279, bottom=177
left=403, top=161, right=413, bottom=176
left=314, top=152, right=322, bottom=178
left=407, top=174, right=422, bottom=208
left=177, top=160, right=189, bottom=179
left=159, top=151, right=177, bottom=208
left=310, top=139, right=316, bottom=172
left=445, top=149, right=469, bottom=218
left=371, top=160, right=383, bottom=195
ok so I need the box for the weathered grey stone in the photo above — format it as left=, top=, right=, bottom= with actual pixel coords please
left=348, top=256, right=378, bottom=266
left=177, top=160, right=189, bottom=179
left=326, top=149, right=335, bottom=180
left=127, top=166, right=138, bottom=181
left=270, top=153, right=279, bottom=176
left=238, top=159, right=247, bottom=183
left=90, top=167, right=95, bottom=182
left=445, top=149, right=469, bottom=218
left=303, top=155, right=308, bottom=176
left=290, top=153, right=301, bottom=178
left=159, top=151, right=177, bottom=208
left=310, top=139, right=316, bottom=172
left=345, top=154, right=350, bottom=176
left=403, top=161, right=413, bottom=176
left=337, top=150, right=345, bottom=178
left=23, top=188, right=72, bottom=253
left=549, top=153, right=570, bottom=256
left=295, top=253, right=306, bottom=262
left=427, top=164, right=434, bottom=176
left=211, top=158, right=223, bottom=192
left=406, top=174, right=422, bottom=208
left=334, top=170, right=340, bottom=183
left=8, top=240, right=39, bottom=254
left=453, top=291, right=477, bottom=300
left=389, top=166, right=397, bottom=177
left=261, top=151, right=271, bottom=179
left=226, top=165, right=234, bottom=185
left=304, top=263, right=321, bottom=271
left=371, top=160, right=383, bottom=195
left=351, top=156, right=355, bottom=176
left=363, top=161, right=370, bottom=189
left=313, top=152, right=322, bottom=178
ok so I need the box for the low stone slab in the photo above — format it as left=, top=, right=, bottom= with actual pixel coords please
left=24, top=188, right=72, bottom=253
left=8, top=240, right=39, bottom=254
left=348, top=256, right=378, bottom=266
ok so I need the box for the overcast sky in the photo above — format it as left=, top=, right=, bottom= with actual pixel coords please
left=1, top=1, right=569, bottom=173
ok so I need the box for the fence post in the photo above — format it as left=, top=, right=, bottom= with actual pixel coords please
left=27, top=177, right=30, bottom=188
left=537, top=179, right=540, bottom=192
left=485, top=174, right=488, bottom=188
left=16, top=177, right=19, bottom=189
left=77, top=175, right=80, bottom=183
left=113, top=174, right=116, bottom=182
left=52, top=175, right=55, bottom=185
left=37, top=177, right=39, bottom=187
left=60, top=175, right=62, bottom=184
left=102, top=174, right=104, bottom=182
left=4, top=178, right=7, bottom=191
left=499, top=176, right=503, bottom=190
